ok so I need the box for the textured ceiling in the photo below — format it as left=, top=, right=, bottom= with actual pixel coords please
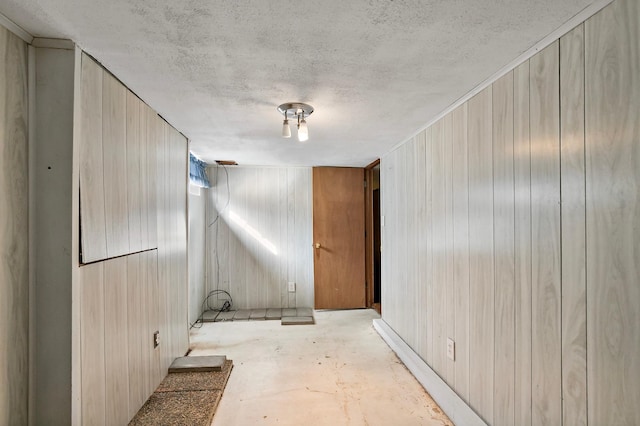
left=2, top=0, right=596, bottom=166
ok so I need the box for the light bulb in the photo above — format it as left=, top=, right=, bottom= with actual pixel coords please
left=282, top=118, right=291, bottom=138
left=297, top=118, right=308, bottom=142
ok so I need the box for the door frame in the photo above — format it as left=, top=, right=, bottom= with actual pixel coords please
left=364, top=159, right=380, bottom=313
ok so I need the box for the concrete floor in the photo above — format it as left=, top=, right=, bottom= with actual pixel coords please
left=189, top=309, right=452, bottom=426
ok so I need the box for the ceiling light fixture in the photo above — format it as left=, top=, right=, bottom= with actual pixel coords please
left=278, top=102, right=314, bottom=142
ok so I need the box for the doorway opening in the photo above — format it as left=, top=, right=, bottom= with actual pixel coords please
left=365, top=160, right=381, bottom=314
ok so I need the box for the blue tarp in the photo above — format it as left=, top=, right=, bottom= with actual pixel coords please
left=189, top=153, right=211, bottom=188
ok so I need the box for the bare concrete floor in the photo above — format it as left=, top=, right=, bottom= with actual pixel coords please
left=189, top=309, right=452, bottom=426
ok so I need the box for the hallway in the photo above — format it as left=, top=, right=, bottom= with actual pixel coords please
left=189, top=309, right=452, bottom=426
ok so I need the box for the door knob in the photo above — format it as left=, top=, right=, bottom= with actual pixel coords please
left=315, top=243, right=321, bottom=249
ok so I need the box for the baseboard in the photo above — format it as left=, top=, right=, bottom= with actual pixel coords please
left=373, top=319, right=487, bottom=426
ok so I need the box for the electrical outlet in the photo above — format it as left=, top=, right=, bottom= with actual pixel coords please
left=288, top=282, right=296, bottom=292
left=447, top=338, right=455, bottom=361
left=153, top=331, right=160, bottom=348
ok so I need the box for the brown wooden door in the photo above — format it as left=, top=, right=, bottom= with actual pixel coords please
left=313, top=167, right=365, bottom=309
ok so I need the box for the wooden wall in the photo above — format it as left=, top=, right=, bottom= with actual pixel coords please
left=76, top=53, right=189, bottom=424
left=380, top=0, right=640, bottom=424
left=0, top=24, right=29, bottom=426
left=79, top=55, right=158, bottom=263
left=206, top=166, right=313, bottom=310
left=189, top=186, right=207, bottom=325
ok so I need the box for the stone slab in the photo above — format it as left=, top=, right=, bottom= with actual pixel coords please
left=249, top=309, right=266, bottom=320
left=215, top=310, right=236, bottom=322
left=233, top=309, right=251, bottom=320
left=282, top=308, right=297, bottom=317
left=157, top=360, right=233, bottom=392
left=266, top=308, right=282, bottom=320
left=281, top=316, right=315, bottom=325
left=202, top=310, right=219, bottom=322
left=168, top=355, right=227, bottom=373
left=296, top=307, right=314, bottom=317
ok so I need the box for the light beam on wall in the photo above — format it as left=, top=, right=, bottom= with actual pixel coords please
left=229, top=211, right=279, bottom=255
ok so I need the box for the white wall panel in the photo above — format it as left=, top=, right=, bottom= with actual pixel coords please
left=380, top=2, right=640, bottom=425
left=205, top=166, right=313, bottom=310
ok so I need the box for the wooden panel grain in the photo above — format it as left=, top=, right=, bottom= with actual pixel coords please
left=138, top=102, right=149, bottom=250
left=146, top=250, right=162, bottom=393
left=529, top=41, right=562, bottom=426
left=313, top=167, right=365, bottom=309
left=102, top=71, right=130, bottom=257
left=424, top=127, right=434, bottom=365
left=126, top=92, right=143, bottom=253
left=404, top=139, right=417, bottom=348
left=146, top=106, right=158, bottom=249
left=415, top=130, right=429, bottom=361
left=492, top=71, right=516, bottom=426
left=560, top=23, right=588, bottom=426
left=296, top=168, right=314, bottom=308
left=585, top=0, right=640, bottom=423
left=174, top=130, right=189, bottom=354
left=395, top=144, right=408, bottom=337
left=467, top=86, right=494, bottom=424
left=80, top=262, right=106, bottom=425
left=103, top=257, right=130, bottom=425
left=127, top=252, right=146, bottom=419
left=0, top=27, right=29, bottom=426
left=443, top=113, right=455, bottom=385
left=451, top=103, right=470, bottom=401
left=430, top=118, right=446, bottom=377
left=513, top=60, right=532, bottom=426
left=79, top=54, right=107, bottom=262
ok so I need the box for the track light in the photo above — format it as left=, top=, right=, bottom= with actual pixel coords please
left=282, top=112, right=291, bottom=138
left=277, top=102, right=314, bottom=142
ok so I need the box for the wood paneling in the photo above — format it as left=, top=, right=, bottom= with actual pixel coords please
left=585, top=0, right=640, bottom=423
left=313, top=167, right=365, bottom=309
left=513, top=60, right=532, bottom=426
left=492, top=71, right=515, bottom=426
left=530, top=41, right=562, bottom=426
left=380, top=2, right=640, bottom=426
left=145, top=103, right=158, bottom=249
left=102, top=72, right=129, bottom=257
left=77, top=55, right=188, bottom=424
left=206, top=166, right=313, bottom=310
left=80, top=54, right=160, bottom=263
left=80, top=262, right=106, bottom=426
left=104, top=258, right=130, bottom=425
left=467, top=86, right=494, bottom=424
left=415, top=131, right=429, bottom=361
left=127, top=92, right=143, bottom=253
left=127, top=253, right=146, bottom=419
left=560, top=23, right=588, bottom=426
left=431, top=118, right=446, bottom=376
left=451, top=104, right=470, bottom=402
left=79, top=55, right=107, bottom=262
left=0, top=25, right=28, bottom=426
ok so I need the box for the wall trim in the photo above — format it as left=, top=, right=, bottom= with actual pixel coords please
left=385, top=0, right=614, bottom=157
left=0, top=11, right=33, bottom=43
left=373, top=319, right=487, bottom=426
left=32, top=38, right=74, bottom=50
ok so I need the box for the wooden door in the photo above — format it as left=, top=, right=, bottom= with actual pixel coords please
left=313, top=167, right=365, bottom=309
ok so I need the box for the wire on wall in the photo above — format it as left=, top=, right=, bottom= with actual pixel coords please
left=191, top=164, right=232, bottom=329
